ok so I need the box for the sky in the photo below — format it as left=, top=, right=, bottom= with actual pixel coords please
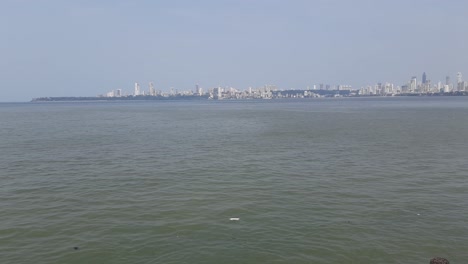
left=1, top=0, right=467, bottom=102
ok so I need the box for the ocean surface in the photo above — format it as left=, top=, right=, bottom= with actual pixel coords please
left=1, top=97, right=467, bottom=264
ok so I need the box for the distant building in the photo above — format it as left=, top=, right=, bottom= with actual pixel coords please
left=401, top=85, right=409, bottom=93
left=212, top=87, right=222, bottom=99
left=456, top=72, right=463, bottom=91
left=134, top=83, right=140, bottom=96
left=409, top=76, right=417, bottom=92
left=444, top=84, right=450, bottom=93
left=149, top=82, right=155, bottom=96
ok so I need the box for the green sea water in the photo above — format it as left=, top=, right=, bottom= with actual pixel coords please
left=1, top=97, right=467, bottom=263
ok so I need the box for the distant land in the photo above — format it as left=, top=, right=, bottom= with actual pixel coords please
left=32, top=72, right=468, bottom=102
left=31, top=89, right=468, bottom=102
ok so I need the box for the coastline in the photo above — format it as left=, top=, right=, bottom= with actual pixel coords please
left=31, top=90, right=468, bottom=102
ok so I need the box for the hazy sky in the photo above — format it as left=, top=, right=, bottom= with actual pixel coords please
left=1, top=0, right=467, bottom=101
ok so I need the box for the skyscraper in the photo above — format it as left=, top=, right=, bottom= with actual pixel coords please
left=456, top=72, right=464, bottom=91
left=149, top=82, right=155, bottom=96
left=422, top=72, right=427, bottom=84
left=410, top=76, right=417, bottom=92
left=457, top=72, right=463, bottom=84
left=134, top=82, right=140, bottom=96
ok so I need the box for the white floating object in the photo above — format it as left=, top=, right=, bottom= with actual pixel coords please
left=230, top=218, right=240, bottom=221
left=417, top=213, right=420, bottom=216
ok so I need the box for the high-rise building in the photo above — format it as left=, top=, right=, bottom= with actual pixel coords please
left=446, top=76, right=450, bottom=85
left=134, top=82, right=140, bottom=96
left=212, top=87, right=222, bottom=99
left=149, top=82, right=155, bottom=96
left=457, top=72, right=464, bottom=91
left=410, top=76, right=417, bottom=92
left=422, top=72, right=427, bottom=84
left=457, top=72, right=463, bottom=84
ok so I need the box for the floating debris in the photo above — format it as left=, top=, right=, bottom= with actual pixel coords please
left=230, top=218, right=240, bottom=221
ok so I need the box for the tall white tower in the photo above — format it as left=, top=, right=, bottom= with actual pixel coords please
left=410, top=76, right=417, bottom=92
left=134, top=83, right=140, bottom=96
left=149, top=82, right=155, bottom=96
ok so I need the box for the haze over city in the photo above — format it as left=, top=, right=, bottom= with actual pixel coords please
left=1, top=0, right=467, bottom=102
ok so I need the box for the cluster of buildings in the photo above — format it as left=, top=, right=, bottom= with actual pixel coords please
left=102, top=83, right=355, bottom=99
left=101, top=72, right=467, bottom=100
left=358, top=72, right=468, bottom=96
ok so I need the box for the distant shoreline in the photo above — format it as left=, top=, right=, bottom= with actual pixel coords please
left=31, top=90, right=468, bottom=102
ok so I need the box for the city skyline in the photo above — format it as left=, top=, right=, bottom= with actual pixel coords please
left=98, top=70, right=466, bottom=98
left=29, top=69, right=468, bottom=101
left=2, top=1, right=468, bottom=102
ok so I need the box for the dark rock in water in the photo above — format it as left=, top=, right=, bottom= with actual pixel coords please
left=430, top=257, right=449, bottom=264
left=73, top=247, right=79, bottom=250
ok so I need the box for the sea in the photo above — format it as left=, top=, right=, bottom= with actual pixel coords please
left=1, top=97, right=467, bottom=264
